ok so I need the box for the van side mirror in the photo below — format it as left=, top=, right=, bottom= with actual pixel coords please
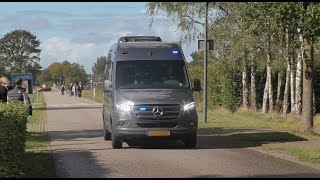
left=103, top=80, right=112, bottom=92
left=192, top=79, right=201, bottom=91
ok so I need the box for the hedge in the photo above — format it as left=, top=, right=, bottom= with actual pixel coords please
left=0, top=103, right=28, bottom=177
left=188, top=61, right=242, bottom=112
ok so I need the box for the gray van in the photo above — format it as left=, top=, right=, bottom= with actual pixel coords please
left=102, top=36, right=201, bottom=149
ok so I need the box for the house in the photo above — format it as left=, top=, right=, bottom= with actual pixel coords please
left=89, top=74, right=103, bottom=87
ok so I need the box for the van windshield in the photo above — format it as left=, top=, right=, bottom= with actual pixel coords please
left=115, top=60, right=190, bottom=89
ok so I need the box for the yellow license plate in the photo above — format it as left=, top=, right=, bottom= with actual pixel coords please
left=147, top=130, right=171, bottom=137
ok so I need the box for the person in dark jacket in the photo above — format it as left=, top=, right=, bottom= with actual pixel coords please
left=0, top=76, right=14, bottom=103
left=77, top=82, right=83, bottom=97
left=7, top=78, right=32, bottom=115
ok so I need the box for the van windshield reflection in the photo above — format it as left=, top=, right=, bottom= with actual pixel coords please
left=115, top=60, right=190, bottom=89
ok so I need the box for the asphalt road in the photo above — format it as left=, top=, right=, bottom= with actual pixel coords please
left=45, top=91, right=320, bottom=178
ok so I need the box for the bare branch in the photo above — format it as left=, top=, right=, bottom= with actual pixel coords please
left=181, top=14, right=205, bottom=26
left=218, top=5, right=231, bottom=16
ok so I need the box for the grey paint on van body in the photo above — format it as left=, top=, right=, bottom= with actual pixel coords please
left=103, top=40, right=198, bottom=147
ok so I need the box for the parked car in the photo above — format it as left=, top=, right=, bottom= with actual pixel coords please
left=37, top=85, right=52, bottom=92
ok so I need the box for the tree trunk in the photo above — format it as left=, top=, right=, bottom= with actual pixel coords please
left=242, top=58, right=249, bottom=109
left=301, top=37, right=314, bottom=132
left=267, top=54, right=273, bottom=113
left=283, top=61, right=290, bottom=117
left=250, top=51, right=257, bottom=111
left=290, top=32, right=296, bottom=113
left=290, top=56, right=296, bottom=113
left=267, top=35, right=273, bottom=113
left=313, top=89, right=316, bottom=116
left=283, top=27, right=291, bottom=117
left=276, top=72, right=283, bottom=110
left=262, top=75, right=269, bottom=113
left=295, top=48, right=303, bottom=115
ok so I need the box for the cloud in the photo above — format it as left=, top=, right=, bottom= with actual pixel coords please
left=67, top=14, right=179, bottom=44
left=31, top=6, right=198, bottom=73
left=0, top=14, right=52, bottom=31
left=16, top=10, right=74, bottom=17
left=39, top=13, right=198, bottom=73
left=40, top=37, right=111, bottom=73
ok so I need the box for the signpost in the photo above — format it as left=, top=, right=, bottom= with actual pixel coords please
left=11, top=73, right=34, bottom=94
left=197, top=2, right=213, bottom=123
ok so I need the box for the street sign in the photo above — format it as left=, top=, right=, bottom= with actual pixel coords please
left=198, top=39, right=214, bottom=50
left=11, top=73, right=34, bottom=94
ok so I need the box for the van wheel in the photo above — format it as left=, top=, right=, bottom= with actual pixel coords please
left=184, top=133, right=197, bottom=149
left=112, top=133, right=122, bottom=149
left=103, top=120, right=111, bottom=141
left=104, top=128, right=111, bottom=141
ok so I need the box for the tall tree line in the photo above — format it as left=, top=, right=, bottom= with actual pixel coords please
left=38, top=61, right=88, bottom=86
left=146, top=2, right=320, bottom=132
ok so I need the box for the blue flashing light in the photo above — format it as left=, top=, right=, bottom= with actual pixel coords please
left=172, top=50, right=179, bottom=54
left=140, top=107, right=146, bottom=111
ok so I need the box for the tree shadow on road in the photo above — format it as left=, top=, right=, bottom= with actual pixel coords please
left=51, top=150, right=113, bottom=178
left=47, top=128, right=306, bottom=150
left=127, top=128, right=307, bottom=150
left=48, top=129, right=104, bottom=141
left=195, top=128, right=307, bottom=149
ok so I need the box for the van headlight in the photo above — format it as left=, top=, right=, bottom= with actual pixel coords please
left=183, top=102, right=195, bottom=111
left=116, top=101, right=134, bottom=112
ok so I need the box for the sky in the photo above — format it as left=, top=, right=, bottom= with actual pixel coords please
left=0, top=2, right=198, bottom=74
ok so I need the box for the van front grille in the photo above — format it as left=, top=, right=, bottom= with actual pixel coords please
left=136, top=122, right=178, bottom=128
left=133, top=104, right=181, bottom=120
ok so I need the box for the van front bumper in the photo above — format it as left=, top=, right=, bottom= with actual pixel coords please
left=114, top=126, right=197, bottom=141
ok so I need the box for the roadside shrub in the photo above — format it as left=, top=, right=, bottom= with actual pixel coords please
left=188, top=61, right=241, bottom=112
left=0, top=103, right=28, bottom=177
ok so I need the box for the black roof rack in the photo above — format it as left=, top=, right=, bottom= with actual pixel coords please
left=118, top=36, right=162, bottom=42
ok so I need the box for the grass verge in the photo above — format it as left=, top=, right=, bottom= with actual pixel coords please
left=81, top=87, right=103, bottom=103
left=198, top=108, right=320, bottom=167
left=22, top=92, right=56, bottom=178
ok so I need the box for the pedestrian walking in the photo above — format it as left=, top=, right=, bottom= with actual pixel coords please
left=0, top=76, right=14, bottom=103
left=7, top=78, right=32, bottom=115
left=61, top=83, right=65, bottom=95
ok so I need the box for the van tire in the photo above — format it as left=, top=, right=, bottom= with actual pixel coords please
left=104, top=128, right=111, bottom=141
left=103, top=119, right=111, bottom=141
left=184, top=133, right=197, bottom=149
left=112, top=133, right=122, bottom=149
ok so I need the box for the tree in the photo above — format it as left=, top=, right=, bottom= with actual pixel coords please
left=146, top=2, right=231, bottom=44
left=92, top=56, right=107, bottom=76
left=0, top=29, right=41, bottom=74
left=146, top=2, right=320, bottom=127
left=299, top=2, right=320, bottom=131
left=61, top=61, right=88, bottom=84
left=37, top=60, right=88, bottom=86
left=190, top=51, right=203, bottom=64
left=37, top=69, right=51, bottom=85
left=47, top=62, right=64, bottom=84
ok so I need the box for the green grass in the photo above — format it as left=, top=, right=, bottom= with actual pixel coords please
left=198, top=109, right=302, bottom=131
left=81, top=87, right=103, bottom=103
left=22, top=92, right=56, bottom=178
left=23, top=133, right=56, bottom=178
left=262, top=145, right=320, bottom=165
left=197, top=108, right=320, bottom=167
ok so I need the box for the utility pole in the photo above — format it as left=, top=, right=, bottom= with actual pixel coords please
left=203, top=2, right=208, bottom=123
left=91, top=74, right=93, bottom=90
